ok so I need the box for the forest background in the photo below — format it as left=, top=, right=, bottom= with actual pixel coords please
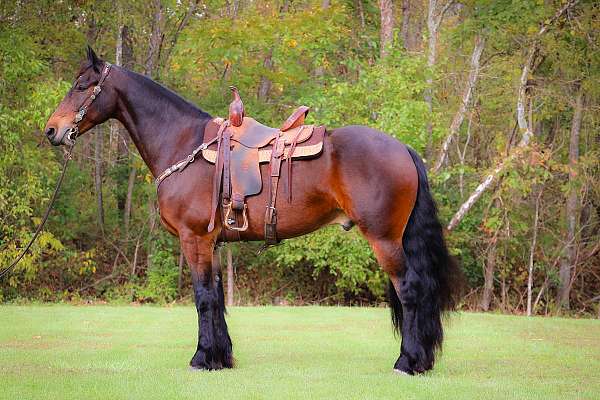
left=1, top=0, right=598, bottom=316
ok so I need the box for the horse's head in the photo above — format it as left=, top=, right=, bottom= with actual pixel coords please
left=44, top=46, right=117, bottom=146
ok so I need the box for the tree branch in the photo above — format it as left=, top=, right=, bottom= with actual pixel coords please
left=160, top=0, right=200, bottom=73
left=433, top=34, right=485, bottom=173
left=435, top=0, right=455, bottom=29
left=446, top=0, right=579, bottom=231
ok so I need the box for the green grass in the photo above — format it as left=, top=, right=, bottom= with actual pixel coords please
left=0, top=306, right=599, bottom=399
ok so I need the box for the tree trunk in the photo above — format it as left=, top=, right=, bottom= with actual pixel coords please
left=86, top=14, right=103, bottom=234
left=424, top=0, right=455, bottom=162
left=355, top=0, right=365, bottom=30
left=132, top=234, right=141, bottom=276
left=121, top=25, right=135, bottom=236
left=227, top=246, right=234, bottom=307
left=232, top=0, right=240, bottom=18
left=146, top=200, right=158, bottom=271
left=558, top=87, right=584, bottom=310
left=433, top=35, right=485, bottom=172
left=124, top=166, right=137, bottom=240
left=86, top=16, right=98, bottom=45
left=480, top=235, right=497, bottom=311
left=257, top=49, right=273, bottom=101
left=379, top=0, right=394, bottom=59
left=145, top=0, right=164, bottom=78
left=178, top=251, right=185, bottom=296
left=481, top=197, right=500, bottom=311
left=118, top=25, right=133, bottom=162
left=424, top=0, right=454, bottom=159
left=115, top=24, right=123, bottom=69
left=527, top=189, right=542, bottom=316
left=447, top=47, right=537, bottom=231
left=424, top=0, right=439, bottom=159
left=121, top=25, right=134, bottom=69
left=401, top=0, right=411, bottom=51
left=500, top=272, right=507, bottom=312
left=109, top=24, right=125, bottom=166
left=400, top=0, right=422, bottom=51
left=279, top=0, right=290, bottom=13
left=94, top=127, right=104, bottom=233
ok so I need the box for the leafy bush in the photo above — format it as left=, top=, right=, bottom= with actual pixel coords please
left=134, top=241, right=179, bottom=304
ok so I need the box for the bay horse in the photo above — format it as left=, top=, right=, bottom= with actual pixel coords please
left=44, top=47, right=461, bottom=375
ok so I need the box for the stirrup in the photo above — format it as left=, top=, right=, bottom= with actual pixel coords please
left=223, top=201, right=249, bottom=232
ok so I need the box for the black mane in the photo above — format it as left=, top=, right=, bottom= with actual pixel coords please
left=123, top=67, right=212, bottom=120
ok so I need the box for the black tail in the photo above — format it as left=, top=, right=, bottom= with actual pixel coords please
left=387, top=147, right=463, bottom=368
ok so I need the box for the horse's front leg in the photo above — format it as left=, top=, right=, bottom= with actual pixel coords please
left=180, top=233, right=233, bottom=370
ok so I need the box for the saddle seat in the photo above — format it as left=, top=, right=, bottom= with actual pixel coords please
left=209, top=116, right=314, bottom=149
left=201, top=90, right=325, bottom=245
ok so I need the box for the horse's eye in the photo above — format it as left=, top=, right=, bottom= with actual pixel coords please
left=75, top=84, right=87, bottom=91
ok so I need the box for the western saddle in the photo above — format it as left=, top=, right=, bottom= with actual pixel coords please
left=198, top=87, right=326, bottom=245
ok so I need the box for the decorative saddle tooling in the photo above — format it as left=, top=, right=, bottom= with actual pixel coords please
left=199, top=87, right=326, bottom=245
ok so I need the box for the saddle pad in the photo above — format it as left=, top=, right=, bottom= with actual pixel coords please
left=205, top=117, right=314, bottom=148
left=201, top=124, right=326, bottom=164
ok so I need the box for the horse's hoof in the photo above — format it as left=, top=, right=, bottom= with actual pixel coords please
left=393, top=355, right=417, bottom=375
left=190, top=358, right=231, bottom=371
left=393, top=368, right=410, bottom=376
left=189, top=362, right=222, bottom=371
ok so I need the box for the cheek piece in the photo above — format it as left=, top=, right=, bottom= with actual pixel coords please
left=64, top=62, right=112, bottom=146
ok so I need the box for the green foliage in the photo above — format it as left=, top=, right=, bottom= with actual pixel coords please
left=271, top=227, right=384, bottom=298
left=0, top=29, right=67, bottom=287
left=1, top=0, right=598, bottom=313
left=298, top=50, right=429, bottom=151
left=135, top=249, right=179, bottom=303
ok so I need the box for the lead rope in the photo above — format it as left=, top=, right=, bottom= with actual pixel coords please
left=0, top=144, right=75, bottom=280
left=0, top=63, right=112, bottom=280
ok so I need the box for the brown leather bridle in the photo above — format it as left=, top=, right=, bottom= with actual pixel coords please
left=63, top=62, right=112, bottom=145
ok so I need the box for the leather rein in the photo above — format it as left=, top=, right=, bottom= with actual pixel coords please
left=0, top=63, right=112, bottom=280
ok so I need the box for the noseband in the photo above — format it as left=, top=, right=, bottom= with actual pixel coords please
left=64, top=62, right=112, bottom=145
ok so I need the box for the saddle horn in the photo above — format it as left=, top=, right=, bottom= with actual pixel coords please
left=228, top=86, right=244, bottom=127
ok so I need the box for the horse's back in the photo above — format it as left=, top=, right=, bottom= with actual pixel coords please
left=158, top=123, right=419, bottom=242
left=327, top=125, right=418, bottom=193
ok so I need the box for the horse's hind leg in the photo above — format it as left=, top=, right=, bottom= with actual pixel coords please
left=366, top=235, right=431, bottom=375
left=180, top=231, right=233, bottom=370
left=329, top=146, right=439, bottom=373
left=356, top=147, right=456, bottom=374
left=327, top=130, right=457, bottom=374
left=340, top=174, right=432, bottom=374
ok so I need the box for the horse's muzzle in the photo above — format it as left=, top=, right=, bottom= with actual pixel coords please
left=46, top=126, right=76, bottom=146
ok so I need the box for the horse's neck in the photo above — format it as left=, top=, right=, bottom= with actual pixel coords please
left=112, top=67, right=210, bottom=177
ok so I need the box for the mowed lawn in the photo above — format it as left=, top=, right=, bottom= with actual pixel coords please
left=0, top=306, right=599, bottom=400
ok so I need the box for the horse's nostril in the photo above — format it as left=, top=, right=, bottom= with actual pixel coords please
left=45, top=127, right=55, bottom=137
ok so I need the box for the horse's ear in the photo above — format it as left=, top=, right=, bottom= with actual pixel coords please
left=86, top=45, right=101, bottom=72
